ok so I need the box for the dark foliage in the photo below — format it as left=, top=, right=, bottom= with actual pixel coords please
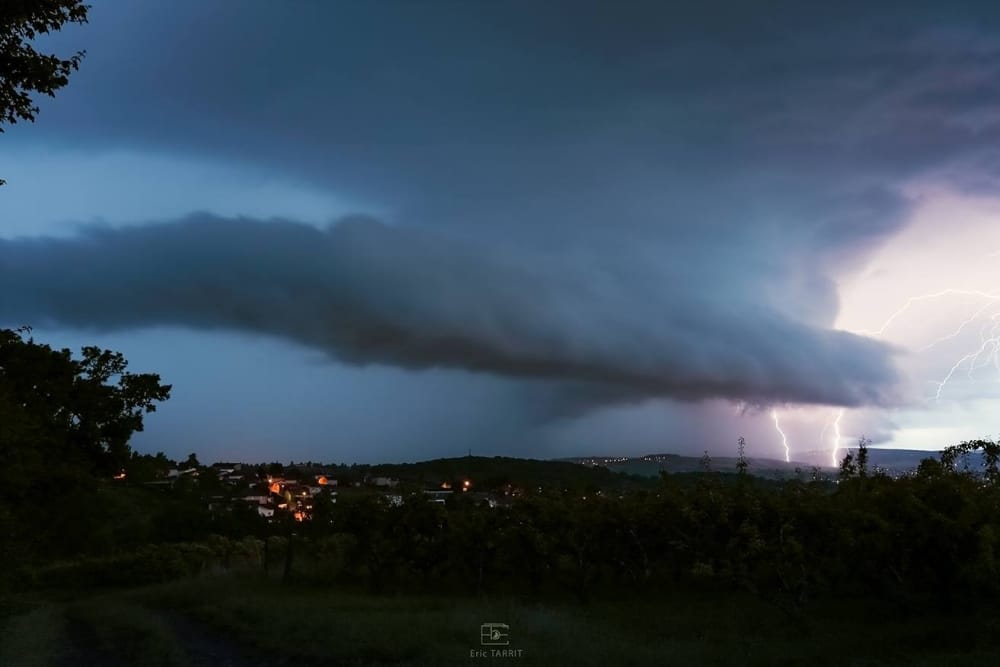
left=0, top=327, right=170, bottom=567
left=0, top=0, right=89, bottom=185
left=4, top=327, right=999, bottom=619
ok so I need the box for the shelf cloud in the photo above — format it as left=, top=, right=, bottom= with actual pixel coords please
left=1, top=213, right=902, bottom=409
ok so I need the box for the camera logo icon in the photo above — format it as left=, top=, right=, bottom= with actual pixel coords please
left=480, top=622, right=510, bottom=646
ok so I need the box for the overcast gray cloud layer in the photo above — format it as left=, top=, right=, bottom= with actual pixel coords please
left=4, top=1, right=1000, bottom=458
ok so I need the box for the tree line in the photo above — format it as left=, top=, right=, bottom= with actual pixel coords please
left=4, top=327, right=1000, bottom=616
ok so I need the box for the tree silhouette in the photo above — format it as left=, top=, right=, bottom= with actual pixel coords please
left=1, top=327, right=171, bottom=474
left=0, top=1, right=89, bottom=185
left=0, top=326, right=170, bottom=561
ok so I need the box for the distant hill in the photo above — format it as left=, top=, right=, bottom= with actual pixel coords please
left=364, top=455, right=651, bottom=491
left=564, top=454, right=810, bottom=480
left=310, top=449, right=976, bottom=492
left=563, top=448, right=960, bottom=479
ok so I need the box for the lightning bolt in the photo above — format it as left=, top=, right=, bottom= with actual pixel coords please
left=830, top=408, right=844, bottom=467
left=917, top=300, right=997, bottom=352
left=825, top=288, right=1000, bottom=464
left=771, top=408, right=790, bottom=463
left=853, top=287, right=1000, bottom=403
left=930, top=312, right=1000, bottom=402
left=854, top=288, right=1000, bottom=337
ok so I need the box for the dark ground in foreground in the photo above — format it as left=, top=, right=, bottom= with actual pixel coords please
left=2, top=576, right=999, bottom=667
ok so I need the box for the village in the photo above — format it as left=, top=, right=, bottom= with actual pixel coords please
left=136, top=460, right=513, bottom=523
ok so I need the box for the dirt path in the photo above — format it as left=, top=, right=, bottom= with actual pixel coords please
left=47, top=605, right=290, bottom=667
left=57, top=615, right=128, bottom=667
left=154, top=609, right=289, bottom=667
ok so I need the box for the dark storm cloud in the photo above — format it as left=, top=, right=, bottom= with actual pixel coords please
left=18, top=1, right=995, bottom=249
left=20, top=1, right=1000, bottom=203
left=10, top=2, right=985, bottom=290
left=0, top=214, right=900, bottom=408
left=9, top=0, right=1000, bottom=442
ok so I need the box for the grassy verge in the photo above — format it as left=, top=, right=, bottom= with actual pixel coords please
left=130, top=576, right=1000, bottom=666
left=3, top=576, right=1000, bottom=666
left=0, top=596, right=187, bottom=667
left=64, top=596, right=187, bottom=667
left=0, top=604, right=66, bottom=667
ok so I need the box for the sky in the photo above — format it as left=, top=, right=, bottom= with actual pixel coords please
left=3, top=1, right=1000, bottom=464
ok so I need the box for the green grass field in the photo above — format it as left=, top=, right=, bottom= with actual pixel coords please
left=2, top=575, right=999, bottom=666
